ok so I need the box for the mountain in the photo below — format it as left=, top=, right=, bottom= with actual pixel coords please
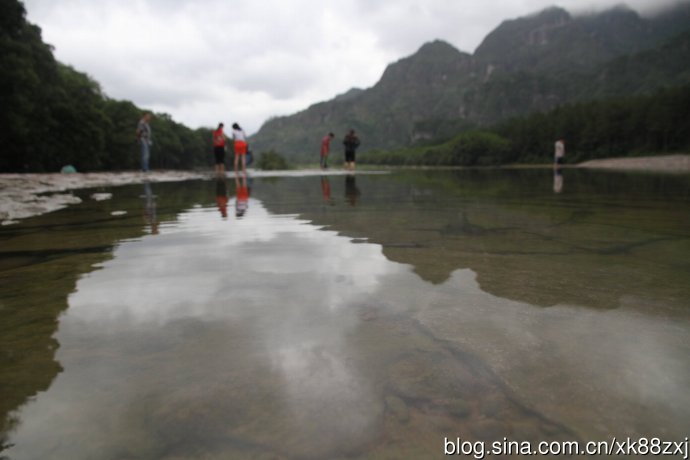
left=250, top=2, right=690, bottom=161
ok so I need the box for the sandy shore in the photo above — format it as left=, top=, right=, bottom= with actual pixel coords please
left=577, top=153, right=690, bottom=172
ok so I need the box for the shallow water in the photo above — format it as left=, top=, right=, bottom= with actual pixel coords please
left=1, top=169, right=689, bottom=459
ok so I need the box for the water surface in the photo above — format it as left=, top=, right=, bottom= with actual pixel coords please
left=1, top=169, right=689, bottom=458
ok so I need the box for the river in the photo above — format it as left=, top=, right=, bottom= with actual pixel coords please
left=1, top=168, right=688, bottom=459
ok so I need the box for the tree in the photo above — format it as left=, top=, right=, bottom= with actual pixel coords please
left=257, top=150, right=289, bottom=170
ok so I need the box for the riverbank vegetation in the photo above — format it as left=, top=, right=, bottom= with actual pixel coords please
left=360, top=84, right=690, bottom=166
left=0, top=0, right=213, bottom=173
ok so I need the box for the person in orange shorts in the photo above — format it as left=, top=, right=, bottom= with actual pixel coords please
left=232, top=122, right=248, bottom=175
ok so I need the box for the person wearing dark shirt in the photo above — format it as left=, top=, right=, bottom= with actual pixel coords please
left=343, top=129, right=360, bottom=171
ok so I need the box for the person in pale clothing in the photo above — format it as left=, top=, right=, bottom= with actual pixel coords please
left=554, top=139, right=565, bottom=167
left=136, top=113, right=153, bottom=172
left=232, top=122, right=248, bottom=175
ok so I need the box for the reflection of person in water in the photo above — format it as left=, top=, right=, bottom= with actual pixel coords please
left=344, top=174, right=361, bottom=206
left=553, top=167, right=564, bottom=194
left=142, top=181, right=158, bottom=234
left=320, top=176, right=333, bottom=205
left=235, top=173, right=250, bottom=218
left=215, top=177, right=229, bottom=218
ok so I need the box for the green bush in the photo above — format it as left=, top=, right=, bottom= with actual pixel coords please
left=257, top=150, right=289, bottom=170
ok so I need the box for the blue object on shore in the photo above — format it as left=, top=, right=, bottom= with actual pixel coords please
left=61, top=165, right=77, bottom=174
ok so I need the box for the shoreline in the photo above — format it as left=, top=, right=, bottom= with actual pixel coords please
left=575, top=153, right=690, bottom=172
left=0, top=170, right=208, bottom=226
left=1, top=155, right=687, bottom=225
left=360, top=154, right=690, bottom=173
left=0, top=169, right=387, bottom=226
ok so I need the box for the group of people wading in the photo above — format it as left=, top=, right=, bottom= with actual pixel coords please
left=211, top=124, right=362, bottom=175
left=212, top=122, right=250, bottom=176
left=136, top=112, right=361, bottom=175
left=320, top=129, right=361, bottom=171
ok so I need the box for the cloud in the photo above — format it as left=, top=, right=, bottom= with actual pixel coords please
left=23, top=0, right=670, bottom=133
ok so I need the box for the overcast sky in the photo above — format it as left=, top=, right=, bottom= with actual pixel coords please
left=23, top=0, right=674, bottom=134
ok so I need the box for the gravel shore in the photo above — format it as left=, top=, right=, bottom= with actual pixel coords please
left=0, top=170, right=207, bottom=225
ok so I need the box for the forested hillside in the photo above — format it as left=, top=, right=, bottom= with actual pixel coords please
left=0, top=0, right=213, bottom=172
left=359, top=84, right=690, bottom=166
left=250, top=2, right=690, bottom=162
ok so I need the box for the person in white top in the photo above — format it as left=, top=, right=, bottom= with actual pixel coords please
left=232, top=122, right=248, bottom=175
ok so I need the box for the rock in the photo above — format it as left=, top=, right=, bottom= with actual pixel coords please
left=385, top=395, right=410, bottom=423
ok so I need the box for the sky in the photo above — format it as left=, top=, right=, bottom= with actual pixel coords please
left=23, top=0, right=674, bottom=134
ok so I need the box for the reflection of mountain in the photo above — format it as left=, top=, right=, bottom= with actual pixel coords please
left=254, top=170, right=690, bottom=309
left=0, top=181, right=211, bottom=448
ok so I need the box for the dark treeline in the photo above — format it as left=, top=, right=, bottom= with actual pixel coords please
left=360, top=84, right=690, bottom=166
left=0, top=0, right=213, bottom=173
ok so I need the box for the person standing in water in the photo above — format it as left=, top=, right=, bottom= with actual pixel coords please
left=136, top=112, right=153, bottom=172
left=320, top=132, right=334, bottom=170
left=343, top=129, right=360, bottom=171
left=212, top=123, right=227, bottom=176
left=232, top=123, right=248, bottom=175
left=554, top=139, right=565, bottom=167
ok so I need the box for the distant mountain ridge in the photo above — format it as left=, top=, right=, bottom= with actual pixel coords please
left=250, top=2, right=690, bottom=160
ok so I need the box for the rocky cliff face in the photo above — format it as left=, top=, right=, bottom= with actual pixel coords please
left=250, top=2, right=690, bottom=161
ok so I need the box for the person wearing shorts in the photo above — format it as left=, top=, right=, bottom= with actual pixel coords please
left=232, top=122, right=248, bottom=175
left=213, top=123, right=226, bottom=176
left=343, top=129, right=360, bottom=171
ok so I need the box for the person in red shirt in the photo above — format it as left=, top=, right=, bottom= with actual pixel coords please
left=212, top=123, right=227, bottom=176
left=320, top=132, right=334, bottom=170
